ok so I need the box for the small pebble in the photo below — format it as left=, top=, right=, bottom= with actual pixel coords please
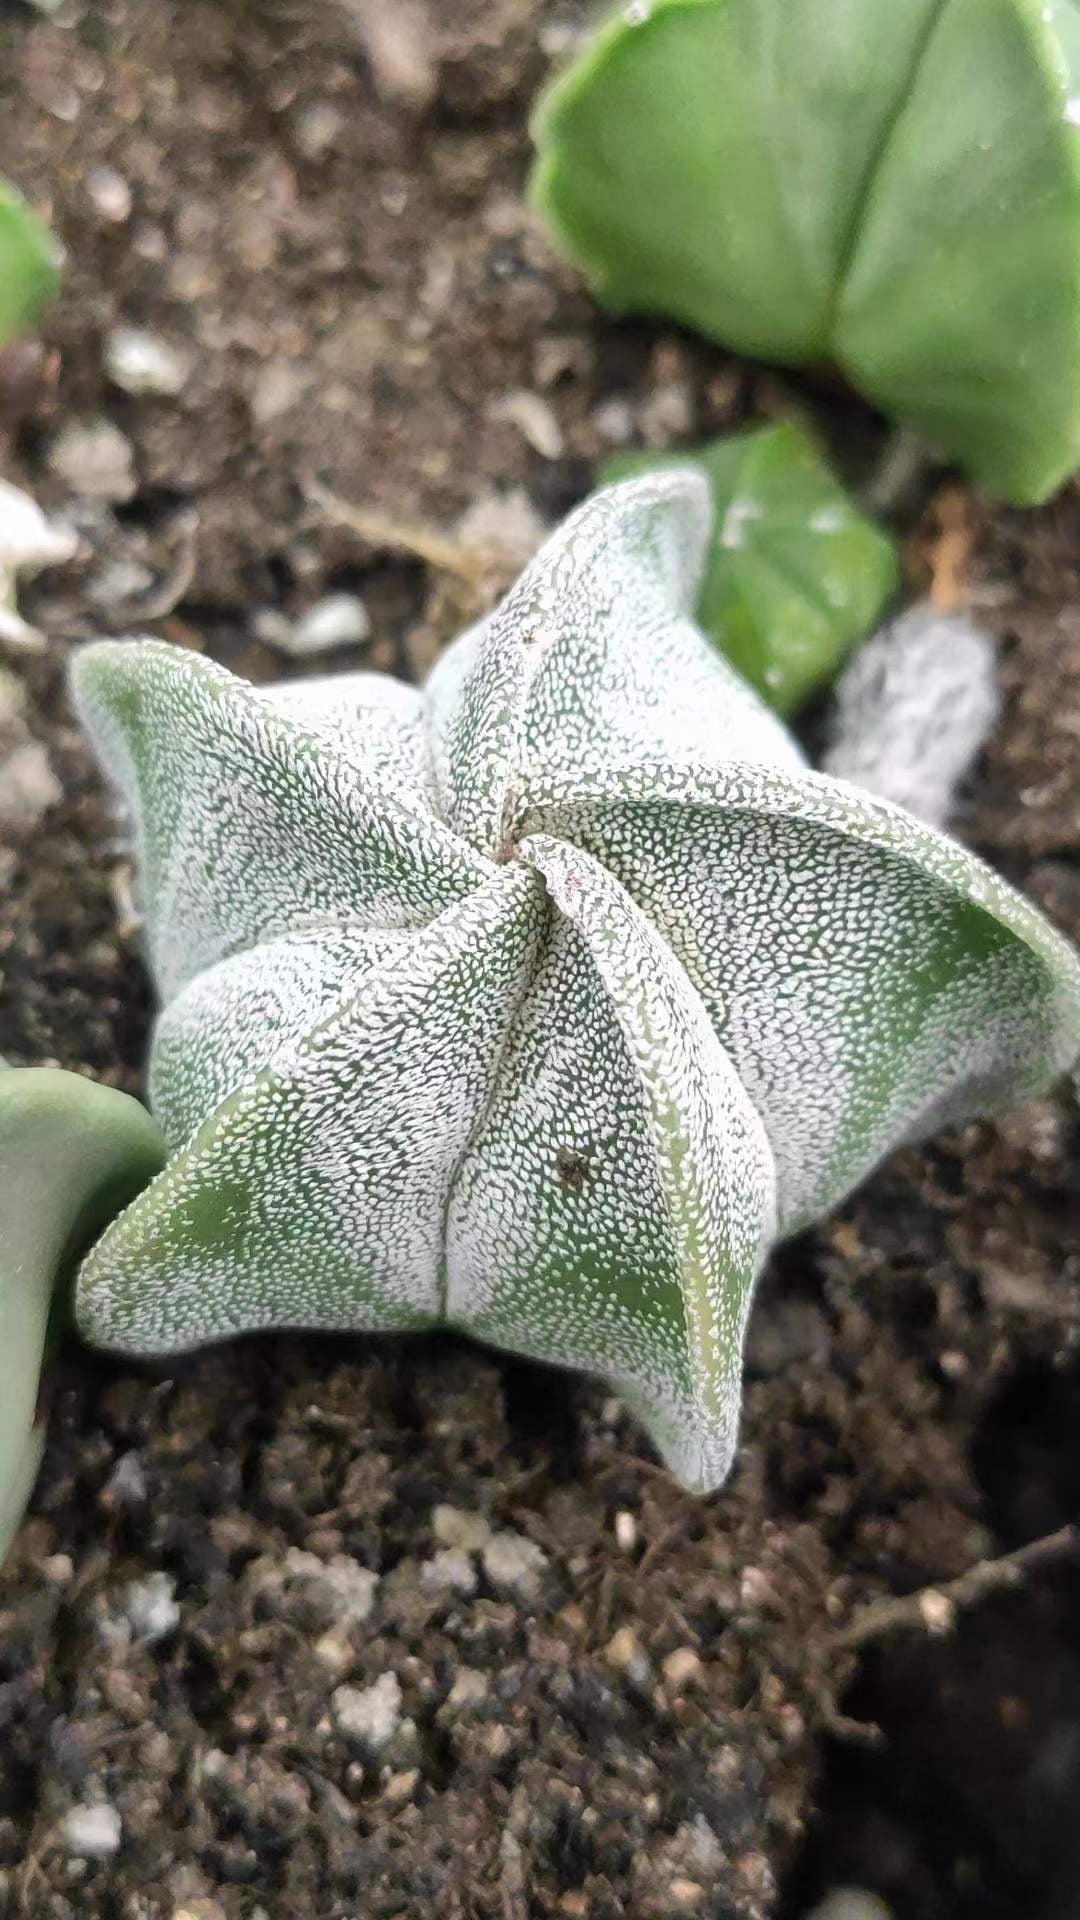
left=348, top=0, right=436, bottom=109
left=432, top=1505, right=491, bottom=1553
left=662, top=1647, right=704, bottom=1691
left=443, top=1667, right=489, bottom=1713
left=59, top=1803, right=122, bottom=1860
left=283, top=1548, right=378, bottom=1625
left=333, top=1672, right=402, bottom=1752
left=614, top=1510, right=637, bottom=1552
left=105, top=327, right=191, bottom=398
left=86, top=167, right=133, bottom=224
left=312, top=1629, right=354, bottom=1674
left=261, top=593, right=371, bottom=659
left=123, top=1571, right=180, bottom=1644
left=382, top=1767, right=418, bottom=1807
left=292, top=100, right=345, bottom=163
left=250, top=360, right=311, bottom=425
left=0, top=741, right=62, bottom=835
left=604, top=1626, right=652, bottom=1687
left=48, top=419, right=137, bottom=503
left=420, top=1549, right=477, bottom=1595
left=492, top=389, right=565, bottom=459
left=592, top=396, right=636, bottom=446
left=481, top=1530, right=548, bottom=1597
left=101, top=1452, right=148, bottom=1512
left=667, top=1882, right=706, bottom=1912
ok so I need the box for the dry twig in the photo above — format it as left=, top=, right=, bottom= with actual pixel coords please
left=836, top=1523, right=1079, bottom=1650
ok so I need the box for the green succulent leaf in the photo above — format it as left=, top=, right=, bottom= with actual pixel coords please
left=0, top=1069, right=164, bottom=1566
left=532, top=0, right=1080, bottom=505
left=602, top=423, right=899, bottom=714
left=71, top=473, right=1080, bottom=1492
left=0, top=179, right=59, bottom=346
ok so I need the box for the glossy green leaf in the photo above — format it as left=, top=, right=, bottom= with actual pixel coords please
left=0, top=179, right=58, bottom=346
left=71, top=475, right=1080, bottom=1493
left=0, top=1069, right=164, bottom=1566
left=532, top=0, right=1080, bottom=505
left=602, top=424, right=899, bottom=714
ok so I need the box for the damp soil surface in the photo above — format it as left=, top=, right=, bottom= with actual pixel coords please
left=1, top=5, right=1079, bottom=1918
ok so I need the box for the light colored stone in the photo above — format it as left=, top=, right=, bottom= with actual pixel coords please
left=0, top=740, right=61, bottom=834
left=284, top=1548, right=378, bottom=1625
left=443, top=1667, right=489, bottom=1713
left=421, top=1548, right=477, bottom=1595
left=603, top=1626, right=651, bottom=1686
left=59, top=1803, right=122, bottom=1859
left=312, top=1628, right=354, bottom=1673
left=481, top=1530, right=548, bottom=1597
left=250, top=360, right=312, bottom=426
left=262, top=593, right=371, bottom=659
left=333, top=1671, right=402, bottom=1751
left=382, top=1766, right=418, bottom=1806
left=106, top=327, right=191, bottom=398
left=592, top=396, right=636, bottom=446
left=662, top=1647, right=704, bottom=1691
left=48, top=419, right=136, bottom=503
left=86, top=168, right=133, bottom=223
left=123, top=1571, right=180, bottom=1644
left=614, top=1510, right=637, bottom=1552
left=432, top=1504, right=491, bottom=1553
left=292, top=101, right=345, bottom=163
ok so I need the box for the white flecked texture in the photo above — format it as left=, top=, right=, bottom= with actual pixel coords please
left=71, top=473, right=1080, bottom=1491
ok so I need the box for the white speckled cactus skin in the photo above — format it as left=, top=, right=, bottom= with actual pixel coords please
left=71, top=472, right=1080, bottom=1492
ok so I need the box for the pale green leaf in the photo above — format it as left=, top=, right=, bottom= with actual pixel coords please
left=0, top=1069, right=163, bottom=1566
left=531, top=0, right=1080, bottom=504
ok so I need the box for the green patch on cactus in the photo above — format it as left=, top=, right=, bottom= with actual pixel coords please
left=71, top=474, right=1080, bottom=1493
left=602, top=423, right=899, bottom=714
left=0, top=1070, right=164, bottom=1566
left=0, top=179, right=59, bottom=346
left=532, top=0, right=1080, bottom=506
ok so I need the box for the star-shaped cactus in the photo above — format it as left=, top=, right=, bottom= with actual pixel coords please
left=71, top=472, right=1080, bottom=1491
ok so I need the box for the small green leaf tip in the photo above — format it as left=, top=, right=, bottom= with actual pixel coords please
left=0, top=1069, right=164, bottom=1567
left=71, top=473, right=1080, bottom=1493
left=602, top=423, right=899, bottom=715
left=0, top=179, right=59, bottom=347
left=532, top=0, right=1080, bottom=506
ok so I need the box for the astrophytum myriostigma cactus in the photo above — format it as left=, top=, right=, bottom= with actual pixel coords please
left=71, top=473, right=1080, bottom=1492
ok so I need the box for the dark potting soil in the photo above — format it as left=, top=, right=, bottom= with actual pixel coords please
left=0, top=5, right=1078, bottom=1917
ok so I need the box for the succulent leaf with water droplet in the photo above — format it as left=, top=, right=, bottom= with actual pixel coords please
left=532, top=0, right=1080, bottom=505
left=71, top=473, right=1080, bottom=1491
